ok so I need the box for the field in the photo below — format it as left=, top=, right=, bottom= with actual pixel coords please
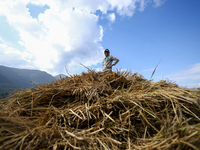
left=0, top=70, right=200, bottom=149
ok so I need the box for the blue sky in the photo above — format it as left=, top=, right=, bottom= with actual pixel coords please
left=0, top=0, right=199, bottom=88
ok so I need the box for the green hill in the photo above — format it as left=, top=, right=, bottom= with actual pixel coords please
left=0, top=74, right=18, bottom=94
left=0, top=66, right=56, bottom=95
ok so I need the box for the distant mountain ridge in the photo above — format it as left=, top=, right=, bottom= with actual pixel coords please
left=54, top=74, right=67, bottom=79
left=0, top=65, right=56, bottom=95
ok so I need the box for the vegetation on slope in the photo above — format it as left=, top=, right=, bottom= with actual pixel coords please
left=0, top=65, right=56, bottom=95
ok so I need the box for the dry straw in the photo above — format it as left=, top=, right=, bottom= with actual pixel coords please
left=0, top=70, right=200, bottom=149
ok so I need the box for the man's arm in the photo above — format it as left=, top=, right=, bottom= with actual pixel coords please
left=111, top=56, right=119, bottom=66
left=107, top=56, right=119, bottom=68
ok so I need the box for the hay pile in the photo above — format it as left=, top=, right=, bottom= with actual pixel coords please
left=0, top=70, right=200, bottom=150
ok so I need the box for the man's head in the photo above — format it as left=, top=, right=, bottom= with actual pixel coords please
left=104, top=49, right=110, bottom=57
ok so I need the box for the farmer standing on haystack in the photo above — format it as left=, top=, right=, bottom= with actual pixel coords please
left=102, top=49, right=119, bottom=72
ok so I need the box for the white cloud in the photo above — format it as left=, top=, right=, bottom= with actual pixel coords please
left=182, top=83, right=200, bottom=89
left=0, top=0, right=104, bottom=75
left=139, top=0, right=146, bottom=12
left=107, top=13, right=115, bottom=23
left=0, top=43, right=33, bottom=68
left=0, top=37, right=6, bottom=44
left=153, top=0, right=166, bottom=7
left=169, top=63, right=200, bottom=80
left=0, top=0, right=165, bottom=75
left=164, top=63, right=200, bottom=88
left=95, top=68, right=102, bottom=72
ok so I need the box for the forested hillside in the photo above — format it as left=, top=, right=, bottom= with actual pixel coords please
left=0, top=66, right=56, bottom=95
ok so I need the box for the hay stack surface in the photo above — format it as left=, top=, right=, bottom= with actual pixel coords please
left=0, top=70, right=200, bottom=150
